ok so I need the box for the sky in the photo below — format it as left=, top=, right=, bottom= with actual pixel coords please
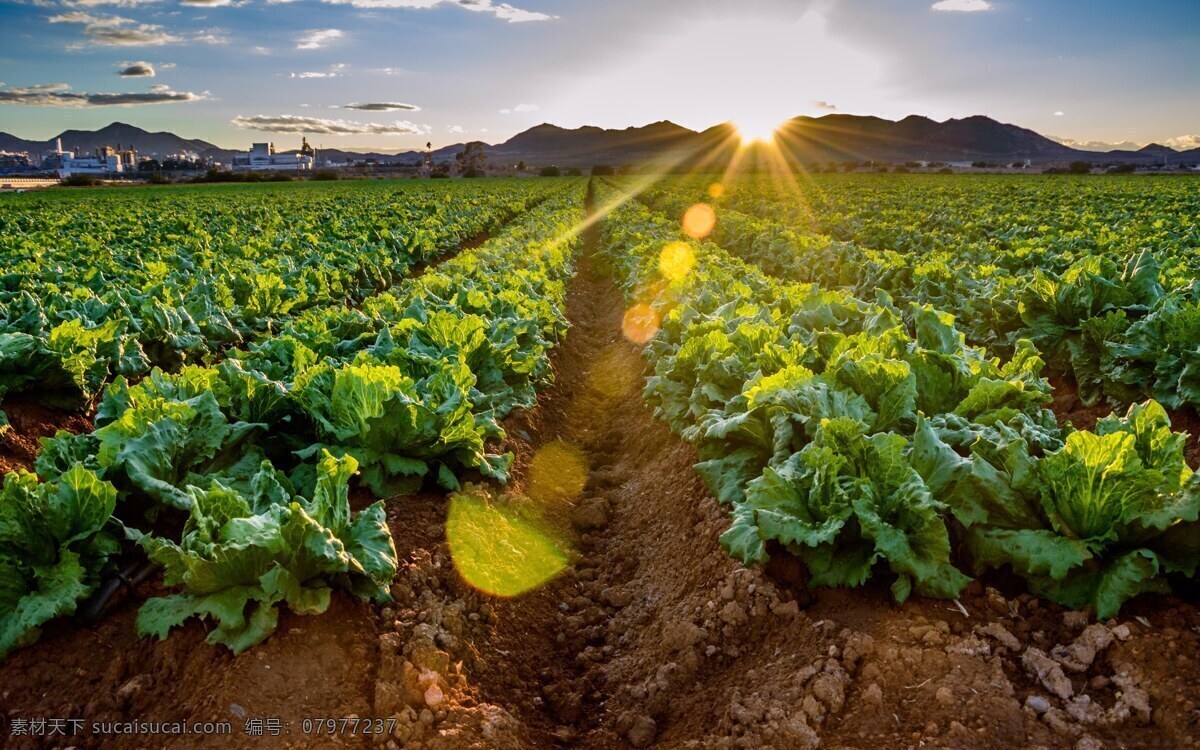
left=0, top=0, right=1197, bottom=152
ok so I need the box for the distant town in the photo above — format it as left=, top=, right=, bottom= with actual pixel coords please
left=1, top=137, right=376, bottom=178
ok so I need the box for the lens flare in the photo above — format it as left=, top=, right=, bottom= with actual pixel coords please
left=586, top=343, right=640, bottom=401
left=527, top=440, right=588, bottom=506
left=707, top=183, right=725, bottom=199
left=682, top=203, right=716, bottom=239
left=447, top=490, right=570, bottom=597
left=658, top=241, right=696, bottom=281
left=622, top=303, right=660, bottom=344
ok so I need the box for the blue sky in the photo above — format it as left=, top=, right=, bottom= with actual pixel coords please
left=1, top=0, right=1197, bottom=151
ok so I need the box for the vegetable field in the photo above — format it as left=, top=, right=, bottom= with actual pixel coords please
left=3, top=174, right=1200, bottom=749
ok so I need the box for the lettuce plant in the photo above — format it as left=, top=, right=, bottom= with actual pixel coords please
left=131, top=451, right=396, bottom=654
left=0, top=465, right=120, bottom=659
left=929, top=401, right=1200, bottom=617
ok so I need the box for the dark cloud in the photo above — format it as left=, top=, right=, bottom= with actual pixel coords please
left=118, top=61, right=155, bottom=77
left=343, top=101, right=421, bottom=111
left=231, top=114, right=428, bottom=135
left=0, top=83, right=204, bottom=106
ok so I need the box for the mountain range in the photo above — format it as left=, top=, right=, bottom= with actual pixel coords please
left=2, top=116, right=1197, bottom=168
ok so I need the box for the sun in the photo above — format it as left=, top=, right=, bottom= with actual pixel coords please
left=734, top=115, right=784, bottom=144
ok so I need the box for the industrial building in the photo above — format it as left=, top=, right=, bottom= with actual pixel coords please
left=40, top=139, right=139, bottom=177
left=231, top=139, right=316, bottom=171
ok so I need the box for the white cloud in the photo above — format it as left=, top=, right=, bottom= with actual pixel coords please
left=291, top=63, right=345, bottom=78
left=499, top=102, right=538, bottom=114
left=813, top=100, right=837, bottom=111
left=370, top=67, right=404, bottom=75
left=118, top=60, right=155, bottom=76
left=49, top=11, right=183, bottom=46
left=447, top=124, right=464, bottom=134
left=0, top=81, right=205, bottom=106
left=296, top=28, right=342, bottom=49
left=1054, top=110, right=1064, bottom=116
left=232, top=114, right=428, bottom=135
left=1049, top=135, right=1143, bottom=152
left=1164, top=134, right=1200, bottom=151
left=931, top=0, right=992, bottom=11
left=317, top=0, right=554, bottom=22
left=193, top=28, right=229, bottom=44
left=252, top=45, right=270, bottom=54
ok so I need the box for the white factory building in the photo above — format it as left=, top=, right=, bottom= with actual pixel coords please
left=231, top=139, right=316, bottom=171
left=46, top=139, right=137, bottom=177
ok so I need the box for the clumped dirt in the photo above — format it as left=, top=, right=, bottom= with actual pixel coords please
left=4, top=212, right=1200, bottom=749
left=0, top=396, right=93, bottom=475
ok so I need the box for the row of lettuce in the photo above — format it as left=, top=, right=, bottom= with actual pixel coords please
left=0, top=179, right=562, bottom=427
left=596, top=180, right=1199, bottom=618
left=0, top=183, right=586, bottom=659
left=637, top=176, right=1200, bottom=413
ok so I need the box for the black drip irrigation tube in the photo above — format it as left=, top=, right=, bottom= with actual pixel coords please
left=78, top=560, right=160, bottom=626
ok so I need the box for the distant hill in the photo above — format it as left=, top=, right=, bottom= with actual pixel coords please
left=0, top=122, right=221, bottom=158
left=2, top=116, right=1196, bottom=168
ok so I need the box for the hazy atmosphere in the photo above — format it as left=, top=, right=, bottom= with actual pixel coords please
left=1, top=0, right=1197, bottom=150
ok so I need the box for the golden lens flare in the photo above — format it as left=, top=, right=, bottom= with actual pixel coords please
left=586, top=343, right=640, bottom=402
left=526, top=440, right=588, bottom=506
left=682, top=203, right=716, bottom=239
left=621, top=303, right=660, bottom=344
left=707, top=183, right=725, bottom=199
left=658, top=241, right=696, bottom=281
left=447, top=490, right=570, bottom=597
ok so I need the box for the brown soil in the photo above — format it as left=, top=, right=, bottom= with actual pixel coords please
left=4, top=201, right=1200, bottom=749
left=0, top=396, right=93, bottom=475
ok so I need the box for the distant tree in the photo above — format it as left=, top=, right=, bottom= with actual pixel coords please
left=1068, top=161, right=1092, bottom=174
left=138, top=159, right=161, bottom=172
left=61, top=174, right=99, bottom=187
left=1107, top=163, right=1136, bottom=174
left=145, top=172, right=170, bottom=185
left=455, top=142, right=488, bottom=175
left=566, top=167, right=583, bottom=176
left=893, top=165, right=910, bottom=174
left=1010, top=161, right=1026, bottom=169
left=516, top=160, right=526, bottom=172
left=311, top=169, right=340, bottom=181
left=591, top=164, right=615, bottom=176
left=937, top=166, right=954, bottom=174
left=539, top=166, right=562, bottom=177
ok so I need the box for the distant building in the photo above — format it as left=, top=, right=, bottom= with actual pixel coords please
left=45, top=140, right=139, bottom=177
left=0, top=152, right=33, bottom=174
left=231, top=139, right=316, bottom=171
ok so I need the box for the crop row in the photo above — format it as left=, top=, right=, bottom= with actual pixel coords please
left=595, top=180, right=1200, bottom=620
left=635, top=175, right=1200, bottom=414
left=0, top=182, right=587, bottom=659
left=0, top=179, right=564, bottom=424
